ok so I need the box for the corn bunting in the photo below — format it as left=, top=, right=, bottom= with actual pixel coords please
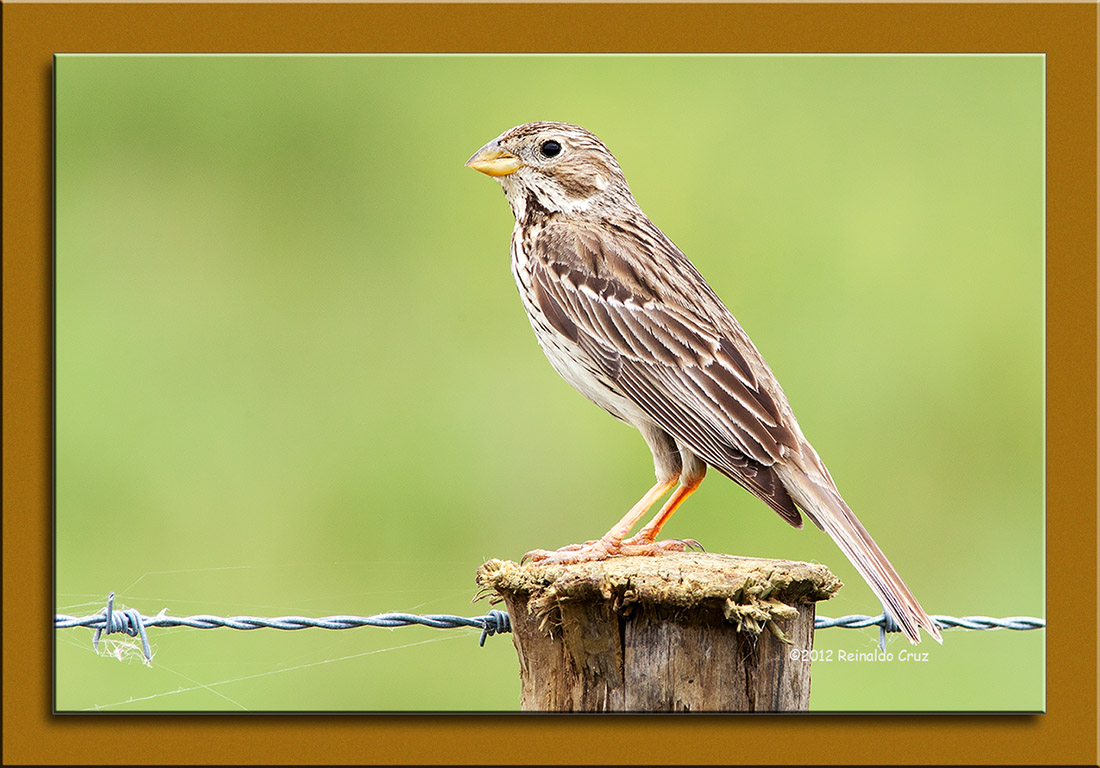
left=467, top=121, right=940, bottom=644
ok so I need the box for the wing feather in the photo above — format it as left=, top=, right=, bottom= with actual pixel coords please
left=530, top=219, right=803, bottom=526
left=615, top=358, right=803, bottom=527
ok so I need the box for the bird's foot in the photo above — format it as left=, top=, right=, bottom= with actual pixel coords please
left=522, top=535, right=704, bottom=565
left=621, top=533, right=705, bottom=554
left=522, top=538, right=614, bottom=565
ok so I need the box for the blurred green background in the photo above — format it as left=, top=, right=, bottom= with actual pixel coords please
left=55, top=55, right=1043, bottom=712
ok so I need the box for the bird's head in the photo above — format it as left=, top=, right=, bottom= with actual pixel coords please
left=466, top=122, right=636, bottom=221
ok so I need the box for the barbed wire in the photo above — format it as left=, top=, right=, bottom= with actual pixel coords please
left=57, top=593, right=1043, bottom=663
left=56, top=594, right=512, bottom=662
left=816, top=612, right=1046, bottom=650
left=815, top=614, right=1046, bottom=632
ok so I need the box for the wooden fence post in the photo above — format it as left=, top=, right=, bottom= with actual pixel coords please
left=476, top=551, right=840, bottom=711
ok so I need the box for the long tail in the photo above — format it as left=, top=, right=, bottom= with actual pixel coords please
left=776, top=463, right=942, bottom=645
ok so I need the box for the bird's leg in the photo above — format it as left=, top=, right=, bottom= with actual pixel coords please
left=522, top=478, right=677, bottom=564
left=620, top=476, right=704, bottom=553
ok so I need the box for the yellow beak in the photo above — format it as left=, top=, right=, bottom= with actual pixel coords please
left=466, top=141, right=523, bottom=177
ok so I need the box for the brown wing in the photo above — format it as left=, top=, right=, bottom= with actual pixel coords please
left=530, top=218, right=804, bottom=527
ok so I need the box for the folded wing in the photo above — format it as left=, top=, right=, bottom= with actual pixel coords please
left=530, top=218, right=804, bottom=527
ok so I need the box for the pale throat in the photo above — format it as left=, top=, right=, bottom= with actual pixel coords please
left=499, top=172, right=604, bottom=221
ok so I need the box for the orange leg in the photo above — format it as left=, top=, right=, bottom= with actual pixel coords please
left=622, top=476, right=703, bottom=550
left=522, top=478, right=677, bottom=565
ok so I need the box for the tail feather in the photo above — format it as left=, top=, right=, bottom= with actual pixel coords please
left=777, top=464, right=942, bottom=645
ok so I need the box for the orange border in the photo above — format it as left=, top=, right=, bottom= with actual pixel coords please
left=4, top=3, right=1096, bottom=765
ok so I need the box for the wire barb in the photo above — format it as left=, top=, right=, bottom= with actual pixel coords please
left=478, top=609, right=511, bottom=647
left=89, top=593, right=152, bottom=662
left=878, top=608, right=900, bottom=651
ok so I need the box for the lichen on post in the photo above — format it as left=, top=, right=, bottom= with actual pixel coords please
left=476, top=551, right=841, bottom=711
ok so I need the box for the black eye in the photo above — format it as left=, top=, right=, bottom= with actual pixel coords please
left=540, top=140, right=562, bottom=157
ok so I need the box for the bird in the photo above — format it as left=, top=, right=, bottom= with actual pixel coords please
left=466, top=121, right=941, bottom=644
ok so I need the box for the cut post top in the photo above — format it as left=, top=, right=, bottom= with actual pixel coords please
left=477, top=551, right=841, bottom=636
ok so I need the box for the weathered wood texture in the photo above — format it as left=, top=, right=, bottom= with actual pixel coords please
left=476, top=552, right=840, bottom=712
